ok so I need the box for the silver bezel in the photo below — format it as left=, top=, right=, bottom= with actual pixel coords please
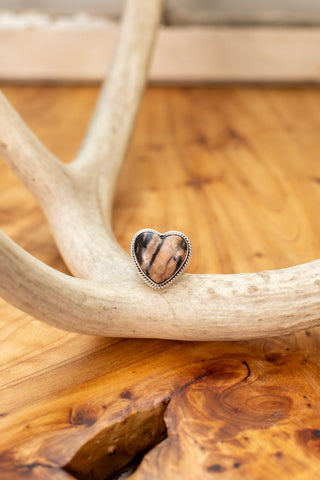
left=130, top=228, right=192, bottom=289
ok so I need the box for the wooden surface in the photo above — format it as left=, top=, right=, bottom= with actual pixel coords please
left=1, top=85, right=320, bottom=479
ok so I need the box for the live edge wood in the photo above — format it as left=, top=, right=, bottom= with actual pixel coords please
left=2, top=85, right=320, bottom=479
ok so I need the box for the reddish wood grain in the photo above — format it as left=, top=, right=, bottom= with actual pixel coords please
left=1, top=86, right=320, bottom=479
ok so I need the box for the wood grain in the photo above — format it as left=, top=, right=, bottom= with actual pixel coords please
left=1, top=85, right=320, bottom=478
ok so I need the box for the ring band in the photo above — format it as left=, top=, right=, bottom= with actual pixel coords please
left=131, top=228, right=192, bottom=289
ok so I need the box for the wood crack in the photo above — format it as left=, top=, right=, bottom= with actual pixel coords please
left=63, top=399, right=170, bottom=480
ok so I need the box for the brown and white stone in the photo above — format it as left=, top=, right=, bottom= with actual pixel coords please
left=133, top=231, right=189, bottom=286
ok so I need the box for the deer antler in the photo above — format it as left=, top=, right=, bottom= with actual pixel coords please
left=1, top=0, right=320, bottom=341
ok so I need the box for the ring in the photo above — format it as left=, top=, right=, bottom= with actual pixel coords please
left=131, top=228, right=192, bottom=289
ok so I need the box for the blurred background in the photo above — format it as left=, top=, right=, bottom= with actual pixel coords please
left=0, top=0, right=319, bottom=82
left=0, top=0, right=320, bottom=24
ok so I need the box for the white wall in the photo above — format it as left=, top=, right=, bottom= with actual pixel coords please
left=0, top=0, right=319, bottom=25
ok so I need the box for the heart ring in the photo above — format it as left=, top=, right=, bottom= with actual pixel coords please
left=130, top=229, right=192, bottom=289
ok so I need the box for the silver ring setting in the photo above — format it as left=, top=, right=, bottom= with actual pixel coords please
left=130, top=228, right=192, bottom=289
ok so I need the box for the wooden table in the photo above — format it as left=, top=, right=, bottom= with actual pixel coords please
left=1, top=85, right=320, bottom=479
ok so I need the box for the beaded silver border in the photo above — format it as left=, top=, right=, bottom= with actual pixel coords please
left=130, top=228, right=192, bottom=289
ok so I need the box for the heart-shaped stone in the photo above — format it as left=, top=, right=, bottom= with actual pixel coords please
left=131, top=229, right=191, bottom=288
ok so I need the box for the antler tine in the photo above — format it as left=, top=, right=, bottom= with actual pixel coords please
left=0, top=0, right=163, bottom=280
left=0, top=90, right=69, bottom=203
left=70, top=0, right=163, bottom=217
left=48, top=0, right=164, bottom=280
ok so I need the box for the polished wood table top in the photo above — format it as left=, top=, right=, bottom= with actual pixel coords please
left=1, top=85, right=320, bottom=479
